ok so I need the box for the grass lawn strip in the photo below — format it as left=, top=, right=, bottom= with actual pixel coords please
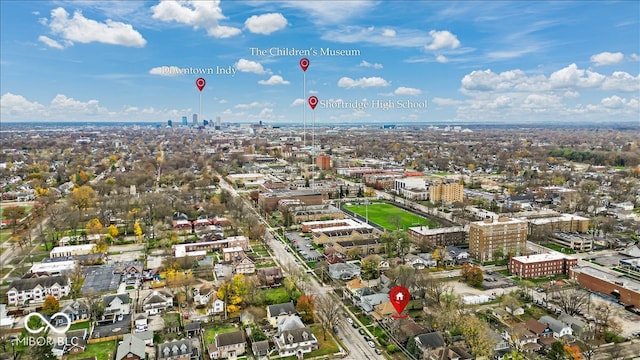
left=67, top=339, right=117, bottom=360
left=203, top=323, right=239, bottom=343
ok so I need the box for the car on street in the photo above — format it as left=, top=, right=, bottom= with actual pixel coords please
left=358, top=329, right=365, bottom=335
left=346, top=318, right=353, bottom=324
left=364, top=335, right=372, bottom=342
left=375, top=349, right=383, bottom=355
left=367, top=341, right=376, bottom=348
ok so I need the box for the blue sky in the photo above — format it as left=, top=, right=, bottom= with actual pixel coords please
left=1, top=0, right=639, bottom=124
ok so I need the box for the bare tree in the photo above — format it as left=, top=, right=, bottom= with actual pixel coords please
left=315, top=294, right=341, bottom=340
left=552, top=287, right=589, bottom=316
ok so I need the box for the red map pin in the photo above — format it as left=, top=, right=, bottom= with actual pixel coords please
left=389, top=286, right=410, bottom=318
left=299, top=58, right=310, bottom=72
left=308, top=96, right=318, bottom=110
left=196, top=77, right=206, bottom=91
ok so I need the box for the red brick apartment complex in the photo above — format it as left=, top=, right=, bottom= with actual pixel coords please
left=508, top=253, right=577, bottom=278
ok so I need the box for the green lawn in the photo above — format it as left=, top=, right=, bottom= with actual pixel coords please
left=68, top=320, right=92, bottom=331
left=0, top=205, right=32, bottom=220
left=304, top=324, right=340, bottom=358
left=262, top=287, right=291, bottom=304
left=67, top=339, right=117, bottom=360
left=539, top=243, right=576, bottom=254
left=344, top=203, right=439, bottom=231
left=0, top=230, right=12, bottom=243
left=203, top=323, right=239, bottom=343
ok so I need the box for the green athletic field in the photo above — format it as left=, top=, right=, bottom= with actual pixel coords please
left=343, top=202, right=439, bottom=231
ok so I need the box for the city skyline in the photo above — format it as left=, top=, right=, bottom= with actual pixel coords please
left=1, top=0, right=639, bottom=124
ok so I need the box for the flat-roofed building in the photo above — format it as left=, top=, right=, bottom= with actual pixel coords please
left=429, top=179, right=464, bottom=204
left=408, top=226, right=467, bottom=248
left=50, top=244, right=97, bottom=258
left=469, top=217, right=528, bottom=262
left=550, top=232, right=594, bottom=252
left=258, top=190, right=325, bottom=213
left=509, top=253, right=577, bottom=279
left=570, top=266, right=640, bottom=308
left=332, top=238, right=384, bottom=258
left=29, top=259, right=76, bottom=276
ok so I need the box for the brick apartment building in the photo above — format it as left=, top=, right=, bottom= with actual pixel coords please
left=469, top=217, right=528, bottom=262
left=408, top=226, right=467, bottom=248
left=257, top=190, right=325, bottom=213
left=315, top=153, right=331, bottom=170
left=508, top=253, right=578, bottom=279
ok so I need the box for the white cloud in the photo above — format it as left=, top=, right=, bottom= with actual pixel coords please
left=602, top=71, right=640, bottom=92
left=151, top=0, right=241, bottom=38
left=435, top=55, right=448, bottom=63
left=0, top=92, right=194, bottom=121
left=337, top=76, right=390, bottom=89
left=322, top=26, right=429, bottom=47
left=359, top=60, right=383, bottom=69
left=590, top=51, right=624, bottom=66
left=382, top=28, right=396, bottom=37
left=432, top=97, right=463, bottom=106
left=149, top=66, right=182, bottom=77
left=394, top=87, right=422, bottom=96
left=631, top=53, right=640, bottom=61
left=549, top=63, right=605, bottom=89
left=290, top=98, right=305, bottom=106
left=38, top=35, right=64, bottom=49
left=235, top=101, right=271, bottom=109
left=235, top=59, right=266, bottom=74
left=258, top=75, right=290, bottom=85
left=244, top=13, right=287, bottom=35
left=278, top=1, right=375, bottom=24
left=425, top=30, right=460, bottom=50
left=44, top=7, right=146, bottom=47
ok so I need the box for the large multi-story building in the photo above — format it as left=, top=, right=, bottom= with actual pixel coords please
left=408, top=226, right=467, bottom=248
left=469, top=217, right=528, bottom=262
left=508, top=253, right=578, bottom=279
left=6, top=274, right=71, bottom=306
left=315, top=153, right=331, bottom=170
left=429, top=179, right=464, bottom=204
left=570, top=266, right=640, bottom=308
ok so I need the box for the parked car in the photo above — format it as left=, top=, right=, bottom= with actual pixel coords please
left=333, top=326, right=339, bottom=334
left=358, top=329, right=365, bottom=335
left=364, top=335, right=372, bottom=342
left=367, top=341, right=376, bottom=348
left=375, top=349, right=383, bottom=355
left=346, top=318, right=353, bottom=325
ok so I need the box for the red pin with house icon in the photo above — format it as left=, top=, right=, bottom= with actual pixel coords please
left=389, top=286, right=410, bottom=318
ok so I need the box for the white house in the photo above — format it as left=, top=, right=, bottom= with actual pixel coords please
left=539, top=316, right=573, bottom=339
left=103, top=293, right=130, bottom=322
left=141, top=290, right=173, bottom=315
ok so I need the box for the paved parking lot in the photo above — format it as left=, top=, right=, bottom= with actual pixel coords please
left=286, top=232, right=322, bottom=261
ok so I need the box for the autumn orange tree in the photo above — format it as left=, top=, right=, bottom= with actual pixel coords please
left=217, top=274, right=248, bottom=318
left=564, top=344, right=582, bottom=360
left=107, top=224, right=119, bottom=237
left=296, top=294, right=315, bottom=323
left=41, top=295, right=60, bottom=316
left=86, top=218, right=103, bottom=235
left=460, top=263, right=484, bottom=288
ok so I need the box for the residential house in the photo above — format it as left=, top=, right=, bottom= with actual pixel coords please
left=233, top=255, right=256, bottom=274
left=504, top=323, right=541, bottom=353
left=123, top=265, right=143, bottom=286
left=396, top=319, right=428, bottom=345
left=59, top=300, right=89, bottom=324
left=134, top=314, right=148, bottom=332
left=358, top=293, right=389, bottom=312
left=257, top=267, right=284, bottom=286
left=558, top=313, right=593, bottom=339
left=405, top=254, right=433, bottom=269
left=6, top=274, right=70, bottom=305
left=328, top=262, right=361, bottom=280
left=432, top=346, right=474, bottom=360
left=115, top=333, right=147, bottom=360
left=64, top=329, right=88, bottom=356
left=344, top=278, right=367, bottom=302
left=157, top=339, right=194, bottom=360
left=371, top=301, right=397, bottom=321
left=489, top=329, right=511, bottom=360
left=223, top=247, right=246, bottom=262
left=194, top=284, right=215, bottom=307
left=103, top=293, right=130, bottom=322
left=142, top=290, right=173, bottom=315
left=539, top=316, right=573, bottom=339
left=267, top=302, right=298, bottom=328
left=252, top=340, right=270, bottom=360
left=415, top=332, right=446, bottom=360
left=207, top=330, right=246, bottom=359
left=273, top=315, right=319, bottom=359
left=209, top=299, right=225, bottom=317
left=185, top=322, right=202, bottom=338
